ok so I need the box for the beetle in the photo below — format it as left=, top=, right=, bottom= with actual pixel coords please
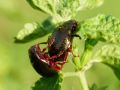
left=29, top=44, right=58, bottom=77
left=29, top=20, right=80, bottom=77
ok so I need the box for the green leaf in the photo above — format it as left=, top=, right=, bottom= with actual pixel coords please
left=26, top=0, right=54, bottom=15
left=77, top=14, right=120, bottom=80
left=15, top=17, right=55, bottom=43
left=77, top=0, right=104, bottom=10
left=90, top=84, right=107, bottom=90
left=27, top=0, right=104, bottom=22
left=32, top=74, right=63, bottom=90
left=78, top=14, right=120, bottom=44
left=92, top=44, right=120, bottom=80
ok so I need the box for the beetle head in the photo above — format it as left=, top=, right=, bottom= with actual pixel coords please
left=62, top=20, right=78, bottom=34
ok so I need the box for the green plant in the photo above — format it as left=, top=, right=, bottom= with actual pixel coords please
left=15, top=0, right=120, bottom=90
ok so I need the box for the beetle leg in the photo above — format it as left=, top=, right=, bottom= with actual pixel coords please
left=33, top=44, right=50, bottom=61
left=39, top=42, right=47, bottom=44
left=51, top=61, right=62, bottom=71
left=42, top=48, right=47, bottom=52
left=63, top=52, right=68, bottom=63
left=54, top=61, right=66, bottom=71
left=50, top=50, right=69, bottom=69
left=48, top=51, right=67, bottom=71
left=44, top=53, right=49, bottom=59
left=54, top=65, right=61, bottom=71
left=48, top=60, right=61, bottom=71
left=49, top=51, right=65, bottom=60
left=53, top=52, right=69, bottom=71
left=72, top=34, right=81, bottom=40
left=36, top=43, right=48, bottom=52
left=68, top=47, right=79, bottom=57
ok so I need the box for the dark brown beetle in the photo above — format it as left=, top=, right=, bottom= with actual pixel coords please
left=29, top=20, right=80, bottom=77
left=29, top=44, right=58, bottom=77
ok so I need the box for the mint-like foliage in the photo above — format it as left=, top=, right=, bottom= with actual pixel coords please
left=27, top=0, right=104, bottom=22
left=90, top=84, right=107, bottom=90
left=78, top=14, right=120, bottom=44
left=15, top=17, right=55, bottom=43
left=32, top=74, right=63, bottom=90
left=92, top=44, right=120, bottom=80
left=76, top=14, right=120, bottom=80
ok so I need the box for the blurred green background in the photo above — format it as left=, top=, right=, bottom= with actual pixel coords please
left=0, top=0, right=120, bottom=90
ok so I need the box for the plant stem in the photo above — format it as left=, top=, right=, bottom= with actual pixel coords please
left=77, top=71, right=89, bottom=90
left=80, top=47, right=93, bottom=68
left=64, top=71, right=89, bottom=90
